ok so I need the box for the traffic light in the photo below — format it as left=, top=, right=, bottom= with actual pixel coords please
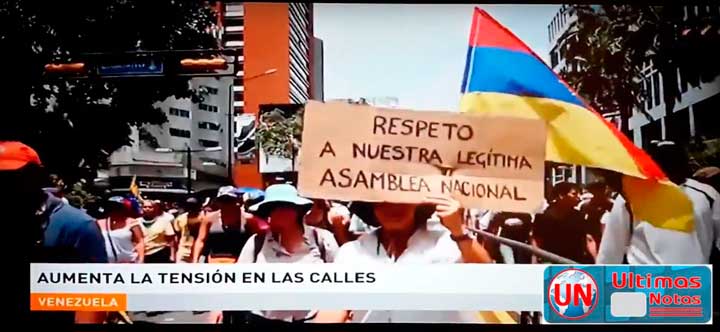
left=180, top=58, right=227, bottom=71
left=44, top=62, right=86, bottom=74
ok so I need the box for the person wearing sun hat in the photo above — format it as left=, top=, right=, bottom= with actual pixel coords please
left=194, top=185, right=251, bottom=263
left=214, top=184, right=339, bottom=324
left=314, top=195, right=493, bottom=323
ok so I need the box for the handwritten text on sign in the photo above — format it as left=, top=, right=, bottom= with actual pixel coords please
left=298, top=101, right=546, bottom=213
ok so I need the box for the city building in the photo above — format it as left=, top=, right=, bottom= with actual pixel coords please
left=546, top=5, right=593, bottom=186
left=232, top=2, right=319, bottom=188
left=108, top=77, right=235, bottom=196
left=107, top=2, right=238, bottom=196
left=547, top=5, right=720, bottom=187
left=312, top=37, right=325, bottom=101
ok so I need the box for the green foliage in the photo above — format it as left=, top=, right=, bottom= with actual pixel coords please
left=0, top=0, right=219, bottom=183
left=256, top=108, right=304, bottom=159
left=689, top=138, right=720, bottom=171
left=562, top=5, right=720, bottom=131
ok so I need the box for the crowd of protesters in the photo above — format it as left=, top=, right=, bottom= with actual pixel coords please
left=6, top=138, right=718, bottom=325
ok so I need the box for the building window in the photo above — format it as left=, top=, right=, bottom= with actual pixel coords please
left=641, top=120, right=661, bottom=148
left=666, top=108, right=690, bottom=146
left=644, top=79, right=653, bottom=110
left=198, top=139, right=220, bottom=148
left=693, top=94, right=720, bottom=140
left=679, top=69, right=688, bottom=93
left=234, top=106, right=244, bottom=114
left=198, top=121, right=221, bottom=131
left=225, top=32, right=243, bottom=42
left=550, top=50, right=559, bottom=68
left=652, top=72, right=661, bottom=107
left=169, top=107, right=190, bottom=118
left=200, top=85, right=218, bottom=95
left=234, top=91, right=244, bottom=102
left=225, top=16, right=244, bottom=27
left=199, top=103, right=218, bottom=113
left=169, top=128, right=191, bottom=138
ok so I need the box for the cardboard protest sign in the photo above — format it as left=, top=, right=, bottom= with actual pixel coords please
left=297, top=101, right=546, bottom=213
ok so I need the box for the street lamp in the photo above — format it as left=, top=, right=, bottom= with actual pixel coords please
left=155, top=145, right=223, bottom=193
left=239, top=67, right=277, bottom=79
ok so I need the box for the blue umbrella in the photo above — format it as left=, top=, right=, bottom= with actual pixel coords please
left=234, top=187, right=265, bottom=200
left=234, top=187, right=263, bottom=194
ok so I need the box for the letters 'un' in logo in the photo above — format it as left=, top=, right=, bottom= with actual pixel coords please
left=547, top=268, right=599, bottom=320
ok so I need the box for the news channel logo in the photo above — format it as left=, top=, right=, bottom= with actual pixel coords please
left=543, top=265, right=712, bottom=324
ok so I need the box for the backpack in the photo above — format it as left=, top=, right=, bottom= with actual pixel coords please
left=252, top=227, right=327, bottom=263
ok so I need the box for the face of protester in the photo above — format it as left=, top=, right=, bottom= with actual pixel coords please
left=268, top=204, right=301, bottom=234
left=142, top=201, right=156, bottom=219
left=589, top=185, right=608, bottom=198
left=373, top=202, right=417, bottom=231
left=558, top=188, right=580, bottom=208
left=218, top=196, right=242, bottom=223
left=305, top=199, right=329, bottom=226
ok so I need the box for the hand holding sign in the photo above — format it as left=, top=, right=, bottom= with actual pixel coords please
left=423, top=195, right=464, bottom=236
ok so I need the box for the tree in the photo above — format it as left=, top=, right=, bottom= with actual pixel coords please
left=561, top=5, right=720, bottom=132
left=256, top=108, right=303, bottom=160
left=0, top=0, right=219, bottom=183
left=255, top=99, right=371, bottom=161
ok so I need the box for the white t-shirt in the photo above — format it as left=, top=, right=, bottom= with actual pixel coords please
left=597, top=179, right=720, bottom=264
left=236, top=226, right=339, bottom=322
left=334, top=227, right=481, bottom=323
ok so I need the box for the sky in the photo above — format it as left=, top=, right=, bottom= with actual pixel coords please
left=313, top=4, right=560, bottom=111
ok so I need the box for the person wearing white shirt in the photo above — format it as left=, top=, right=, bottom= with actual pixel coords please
left=597, top=141, right=720, bottom=264
left=215, top=184, right=339, bottom=324
left=313, top=195, right=492, bottom=323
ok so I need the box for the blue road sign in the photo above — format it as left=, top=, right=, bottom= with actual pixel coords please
left=98, top=59, right=164, bottom=76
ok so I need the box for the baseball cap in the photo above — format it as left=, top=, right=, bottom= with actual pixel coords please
left=0, top=141, right=42, bottom=170
left=217, top=185, right=238, bottom=198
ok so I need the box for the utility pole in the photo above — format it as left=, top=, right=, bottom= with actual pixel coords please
left=186, top=145, right=193, bottom=194
left=227, top=82, right=234, bottom=182
left=156, top=146, right=222, bottom=194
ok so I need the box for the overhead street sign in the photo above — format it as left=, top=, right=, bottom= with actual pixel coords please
left=97, top=59, right=164, bottom=76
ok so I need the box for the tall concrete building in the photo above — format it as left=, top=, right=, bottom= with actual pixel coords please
left=231, top=2, right=318, bottom=188
left=108, top=76, right=234, bottom=195
left=107, top=3, right=239, bottom=196
left=312, top=37, right=324, bottom=101
left=546, top=5, right=589, bottom=186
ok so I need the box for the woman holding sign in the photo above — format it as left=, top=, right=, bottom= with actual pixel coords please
left=313, top=195, right=492, bottom=323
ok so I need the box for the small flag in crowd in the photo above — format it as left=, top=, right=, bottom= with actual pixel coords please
left=129, top=175, right=140, bottom=198
left=459, top=8, right=693, bottom=232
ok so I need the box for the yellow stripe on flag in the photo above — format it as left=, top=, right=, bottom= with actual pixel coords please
left=460, top=92, right=694, bottom=232
left=129, top=175, right=140, bottom=198
left=477, top=311, right=517, bottom=324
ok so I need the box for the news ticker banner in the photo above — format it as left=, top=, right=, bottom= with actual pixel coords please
left=30, top=264, right=712, bottom=324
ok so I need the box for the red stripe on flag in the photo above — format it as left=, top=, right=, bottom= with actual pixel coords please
left=469, top=8, right=533, bottom=53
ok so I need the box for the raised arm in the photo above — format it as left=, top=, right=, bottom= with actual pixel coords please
left=193, top=213, right=213, bottom=263
left=424, top=195, right=492, bottom=263
left=129, top=222, right=145, bottom=263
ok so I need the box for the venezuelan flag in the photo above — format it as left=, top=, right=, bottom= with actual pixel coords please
left=459, top=8, right=694, bottom=232
left=129, top=175, right=140, bottom=198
